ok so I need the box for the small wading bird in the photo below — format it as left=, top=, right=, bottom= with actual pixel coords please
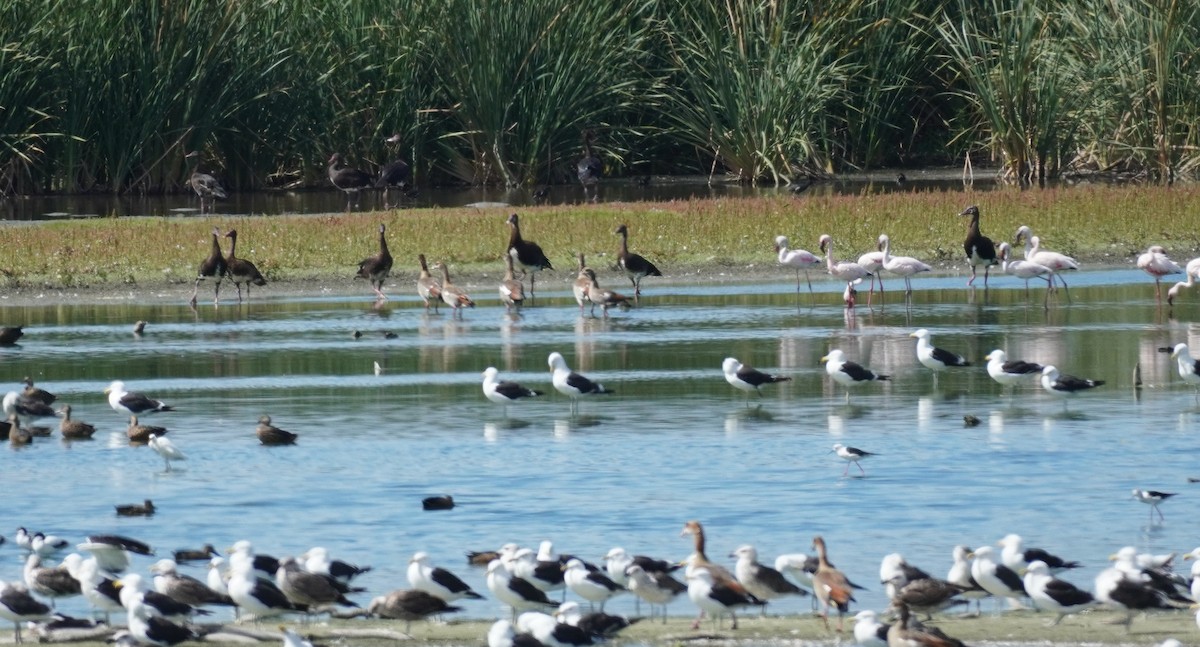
left=1131, top=488, right=1176, bottom=522
left=831, top=443, right=876, bottom=476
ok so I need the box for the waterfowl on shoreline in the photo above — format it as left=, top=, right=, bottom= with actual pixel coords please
left=878, top=234, right=931, bottom=298
left=960, top=205, right=998, bottom=288
left=21, top=377, right=55, bottom=405
left=1165, top=257, right=1200, bottom=305
left=56, top=404, right=95, bottom=440
left=407, top=551, right=481, bottom=602
left=731, top=544, right=807, bottom=609
left=614, top=224, right=661, bottom=298
left=1137, top=245, right=1183, bottom=302
left=433, top=261, right=474, bottom=318
left=775, top=235, right=822, bottom=296
left=911, top=329, right=970, bottom=385
left=581, top=268, right=632, bottom=318
left=500, top=254, right=526, bottom=312
left=821, top=349, right=889, bottom=401
left=189, top=226, right=228, bottom=308
left=376, top=134, right=412, bottom=209
left=507, top=213, right=553, bottom=300
left=356, top=224, right=393, bottom=300
left=818, top=234, right=873, bottom=299
left=811, top=536, right=854, bottom=632
left=416, top=254, right=442, bottom=313
left=327, top=153, right=373, bottom=212
left=127, top=416, right=167, bottom=444
left=224, top=229, right=267, bottom=303
left=185, top=151, right=227, bottom=215
left=106, top=381, right=174, bottom=417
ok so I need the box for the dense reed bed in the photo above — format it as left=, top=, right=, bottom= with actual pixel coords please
left=3, top=186, right=1199, bottom=291
left=2, top=0, right=1199, bottom=194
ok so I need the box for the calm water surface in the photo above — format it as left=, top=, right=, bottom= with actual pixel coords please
left=1, top=269, right=1198, bottom=633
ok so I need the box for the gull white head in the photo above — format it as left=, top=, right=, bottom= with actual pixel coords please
left=721, top=357, right=741, bottom=375
left=547, top=353, right=568, bottom=372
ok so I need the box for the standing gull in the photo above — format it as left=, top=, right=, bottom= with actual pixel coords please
left=150, top=559, right=235, bottom=609
left=1162, top=343, right=1200, bottom=400
left=731, top=544, right=806, bottom=612
left=548, top=352, right=611, bottom=414
left=1040, top=365, right=1104, bottom=407
left=407, top=552, right=484, bottom=602
left=968, top=546, right=1025, bottom=608
left=684, top=566, right=760, bottom=630
left=820, top=349, right=889, bottom=401
left=485, top=560, right=557, bottom=621
left=1022, top=560, right=1095, bottom=625
left=997, top=534, right=1080, bottom=572
left=623, top=564, right=685, bottom=622
left=275, top=556, right=357, bottom=611
left=722, top=357, right=790, bottom=400
left=0, top=581, right=52, bottom=644
left=910, top=329, right=970, bottom=385
left=563, top=558, right=624, bottom=612
left=106, top=381, right=174, bottom=417
left=984, top=350, right=1043, bottom=390
left=77, top=535, right=154, bottom=574
left=482, top=367, right=543, bottom=411
left=853, top=609, right=890, bottom=647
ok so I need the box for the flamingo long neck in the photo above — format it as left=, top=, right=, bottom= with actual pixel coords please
left=880, top=238, right=892, bottom=265
left=823, top=240, right=837, bottom=271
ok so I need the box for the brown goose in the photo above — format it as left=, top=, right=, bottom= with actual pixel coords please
left=0, top=326, right=23, bottom=345
left=499, top=255, right=525, bottom=312
left=416, top=254, right=442, bottom=313
left=57, top=405, right=96, bottom=440
left=577, top=131, right=602, bottom=202
left=812, top=536, right=856, bottom=632
left=581, top=269, right=632, bottom=318
left=190, top=226, right=228, bottom=307
left=432, top=262, right=475, bottom=319
left=224, top=229, right=267, bottom=303
left=886, top=603, right=967, bottom=647
left=614, top=224, right=661, bottom=298
left=184, top=151, right=227, bottom=214
left=506, top=213, right=553, bottom=300
left=21, top=377, right=55, bottom=406
left=376, top=134, right=412, bottom=209
left=328, top=153, right=373, bottom=212
left=572, top=254, right=592, bottom=314
left=256, top=415, right=298, bottom=446
left=355, top=224, right=393, bottom=300
left=127, top=415, right=167, bottom=445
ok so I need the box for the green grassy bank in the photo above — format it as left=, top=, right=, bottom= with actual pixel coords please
left=3, top=185, right=1200, bottom=293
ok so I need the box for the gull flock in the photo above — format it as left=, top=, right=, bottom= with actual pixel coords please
left=3, top=206, right=1200, bottom=647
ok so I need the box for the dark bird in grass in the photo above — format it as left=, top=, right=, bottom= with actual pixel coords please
left=376, top=134, right=412, bottom=209
left=614, top=224, right=661, bottom=299
left=422, top=495, right=454, bottom=511
left=577, top=131, right=602, bottom=202
left=115, top=500, right=155, bottom=517
left=184, top=151, right=227, bottom=215
left=189, top=227, right=227, bottom=307
left=355, top=224, right=393, bottom=300
left=0, top=326, right=23, bottom=345
left=21, top=377, right=55, bottom=406
left=256, top=415, right=298, bottom=446
left=506, top=213, right=553, bottom=300
left=224, top=229, right=267, bottom=303
left=960, top=205, right=998, bottom=288
left=327, top=153, right=373, bottom=212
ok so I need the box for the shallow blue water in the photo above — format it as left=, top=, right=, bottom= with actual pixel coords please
left=1, top=267, right=1198, bottom=628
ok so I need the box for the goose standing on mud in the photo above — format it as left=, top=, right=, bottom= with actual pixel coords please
left=960, top=205, right=998, bottom=287
left=225, top=230, right=267, bottom=303
left=577, top=131, right=602, bottom=202
left=416, top=254, right=442, bottom=313
left=327, top=153, right=373, bottom=212
left=433, top=262, right=474, bottom=318
left=376, top=134, right=412, bottom=209
left=614, top=224, right=661, bottom=299
left=355, top=224, right=393, bottom=300
left=506, top=213, right=553, bottom=301
left=189, top=227, right=227, bottom=307
left=185, top=151, right=227, bottom=215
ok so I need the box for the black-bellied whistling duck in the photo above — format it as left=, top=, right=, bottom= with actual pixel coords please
left=577, top=131, right=602, bottom=202
left=376, top=134, right=412, bottom=209
left=614, top=224, right=661, bottom=299
left=256, top=415, right=298, bottom=446
left=416, top=254, right=442, bottom=313
left=581, top=269, right=631, bottom=318
left=499, top=255, right=525, bottom=313
left=224, top=229, right=267, bottom=303
left=56, top=405, right=96, bottom=440
left=432, top=262, right=474, bottom=319
left=811, top=536, right=855, bottom=632
left=190, top=226, right=228, bottom=307
left=327, top=153, right=373, bottom=212
left=356, top=224, right=393, bottom=300
left=21, top=377, right=55, bottom=406
left=572, top=253, right=591, bottom=314
left=184, top=151, right=227, bottom=214
left=506, top=213, right=553, bottom=300
left=959, top=205, right=997, bottom=288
